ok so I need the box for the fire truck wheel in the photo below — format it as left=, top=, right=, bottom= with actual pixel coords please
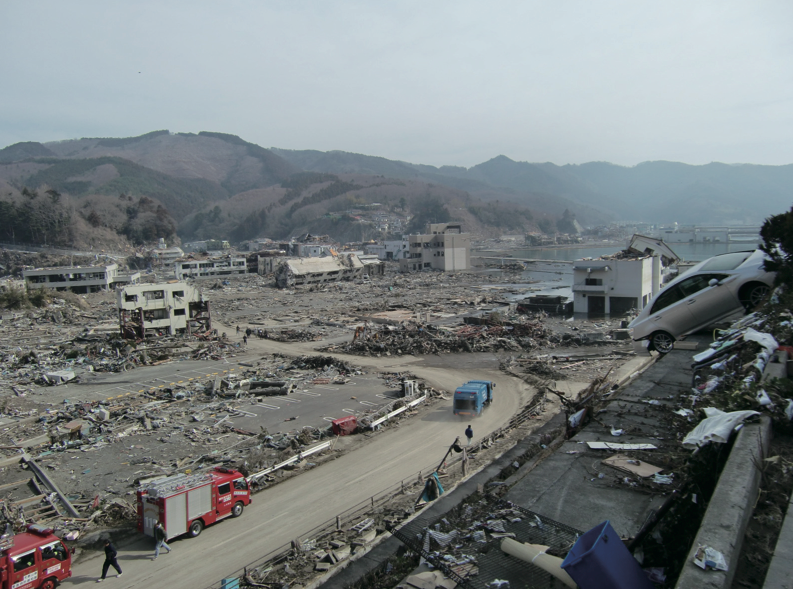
left=41, top=578, right=57, bottom=589
left=232, top=502, right=244, bottom=518
left=189, top=520, right=204, bottom=537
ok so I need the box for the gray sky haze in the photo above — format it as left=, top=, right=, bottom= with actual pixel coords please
left=2, top=1, right=792, bottom=167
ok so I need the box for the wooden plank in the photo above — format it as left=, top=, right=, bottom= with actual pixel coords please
left=10, top=494, right=45, bottom=507
left=0, top=478, right=30, bottom=492
left=0, top=453, right=29, bottom=468
left=24, top=505, right=56, bottom=515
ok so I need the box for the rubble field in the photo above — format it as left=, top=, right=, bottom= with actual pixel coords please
left=0, top=266, right=638, bottom=548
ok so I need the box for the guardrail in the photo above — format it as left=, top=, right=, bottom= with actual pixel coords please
left=368, top=393, right=427, bottom=429
left=203, top=456, right=443, bottom=589
left=246, top=440, right=332, bottom=485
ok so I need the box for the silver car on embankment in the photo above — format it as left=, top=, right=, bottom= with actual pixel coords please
left=629, top=249, right=775, bottom=353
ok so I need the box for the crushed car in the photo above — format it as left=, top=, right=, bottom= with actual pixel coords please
left=629, top=250, right=775, bottom=353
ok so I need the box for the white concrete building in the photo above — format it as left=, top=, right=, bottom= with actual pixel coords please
left=117, top=281, right=210, bottom=337
left=151, top=246, right=185, bottom=265
left=399, top=223, right=470, bottom=273
left=365, top=238, right=410, bottom=261
left=571, top=235, right=681, bottom=317
left=23, top=264, right=140, bottom=294
left=294, top=244, right=336, bottom=257
left=174, top=255, right=247, bottom=280
left=572, top=256, right=661, bottom=316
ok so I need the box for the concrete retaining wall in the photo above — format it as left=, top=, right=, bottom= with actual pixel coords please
left=675, top=415, right=772, bottom=589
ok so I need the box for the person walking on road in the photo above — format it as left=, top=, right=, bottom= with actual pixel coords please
left=243, top=334, right=248, bottom=346
left=153, top=522, right=172, bottom=560
left=97, top=539, right=122, bottom=582
left=465, top=425, right=473, bottom=446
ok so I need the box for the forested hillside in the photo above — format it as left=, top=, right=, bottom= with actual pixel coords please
left=0, top=129, right=784, bottom=250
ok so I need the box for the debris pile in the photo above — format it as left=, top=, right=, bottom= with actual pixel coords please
left=393, top=500, right=583, bottom=589
left=685, top=301, right=793, bottom=425
left=319, top=316, right=631, bottom=358
left=242, top=516, right=386, bottom=587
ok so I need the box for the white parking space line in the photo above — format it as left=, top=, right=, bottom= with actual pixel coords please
left=359, top=401, right=377, bottom=406
left=294, top=391, right=321, bottom=397
left=322, top=417, right=337, bottom=422
left=375, top=394, right=390, bottom=399
left=314, top=386, right=339, bottom=391
left=342, top=408, right=357, bottom=414
left=255, top=403, right=280, bottom=410
left=277, top=398, right=301, bottom=404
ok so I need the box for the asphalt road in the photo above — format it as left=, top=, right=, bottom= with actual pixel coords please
left=67, top=331, right=546, bottom=587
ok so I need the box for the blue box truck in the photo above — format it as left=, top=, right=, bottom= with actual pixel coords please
left=453, top=380, right=495, bottom=417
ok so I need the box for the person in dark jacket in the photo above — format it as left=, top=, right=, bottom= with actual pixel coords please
left=465, top=425, right=473, bottom=446
left=153, top=521, right=172, bottom=560
left=98, top=539, right=122, bottom=582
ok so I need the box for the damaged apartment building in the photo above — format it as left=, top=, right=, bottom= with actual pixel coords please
left=118, top=282, right=211, bottom=338
left=399, top=223, right=471, bottom=273
left=23, top=263, right=140, bottom=294
left=174, top=254, right=248, bottom=280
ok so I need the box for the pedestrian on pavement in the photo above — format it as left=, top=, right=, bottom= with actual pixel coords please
left=98, top=539, right=122, bottom=582
left=465, top=425, right=473, bottom=446
left=243, top=335, right=248, bottom=346
left=236, top=325, right=240, bottom=334
left=153, top=522, right=172, bottom=560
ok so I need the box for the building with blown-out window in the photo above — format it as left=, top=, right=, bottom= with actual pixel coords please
left=117, top=281, right=210, bottom=338
left=399, top=223, right=470, bottom=273
left=23, top=264, right=140, bottom=294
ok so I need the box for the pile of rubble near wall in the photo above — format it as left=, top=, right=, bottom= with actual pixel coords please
left=319, top=318, right=615, bottom=357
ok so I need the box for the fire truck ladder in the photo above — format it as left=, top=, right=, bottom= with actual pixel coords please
left=145, top=472, right=213, bottom=498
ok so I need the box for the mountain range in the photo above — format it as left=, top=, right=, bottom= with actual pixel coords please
left=0, top=130, right=789, bottom=248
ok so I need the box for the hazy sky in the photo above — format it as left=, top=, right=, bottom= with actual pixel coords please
left=2, top=1, right=792, bottom=167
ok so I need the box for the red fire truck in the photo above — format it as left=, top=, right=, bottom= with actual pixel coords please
left=137, top=467, right=251, bottom=539
left=0, top=524, right=72, bottom=589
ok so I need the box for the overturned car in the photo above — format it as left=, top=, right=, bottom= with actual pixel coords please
left=629, top=250, right=775, bottom=353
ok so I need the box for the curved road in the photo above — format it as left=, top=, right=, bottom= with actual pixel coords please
left=69, top=329, right=550, bottom=587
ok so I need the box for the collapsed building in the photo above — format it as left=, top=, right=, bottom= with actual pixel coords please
left=118, top=281, right=211, bottom=338
left=274, top=254, right=364, bottom=288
